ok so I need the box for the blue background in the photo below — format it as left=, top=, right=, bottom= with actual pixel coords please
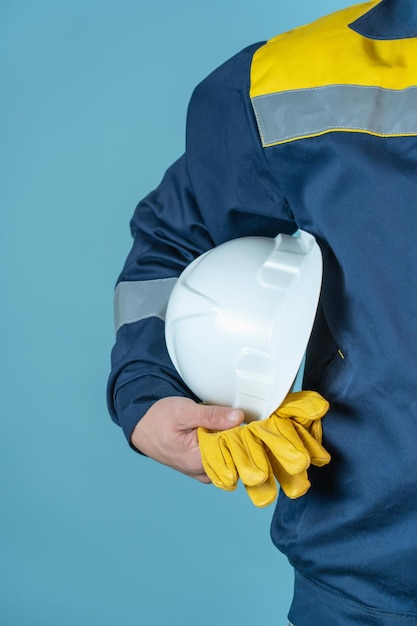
left=1, top=1, right=349, bottom=624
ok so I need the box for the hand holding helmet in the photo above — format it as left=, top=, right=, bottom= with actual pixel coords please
left=165, top=231, right=331, bottom=505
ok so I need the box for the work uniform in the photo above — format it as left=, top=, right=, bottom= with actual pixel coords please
left=108, top=1, right=417, bottom=623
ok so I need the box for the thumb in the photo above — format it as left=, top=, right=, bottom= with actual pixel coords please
left=194, top=403, right=244, bottom=432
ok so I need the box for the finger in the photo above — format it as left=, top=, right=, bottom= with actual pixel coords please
left=309, top=419, right=323, bottom=442
left=192, top=403, right=244, bottom=432
left=221, top=427, right=270, bottom=486
left=275, top=391, right=329, bottom=421
left=292, top=422, right=331, bottom=467
left=267, top=451, right=311, bottom=499
left=197, top=427, right=238, bottom=490
left=244, top=472, right=278, bottom=507
left=248, top=417, right=310, bottom=475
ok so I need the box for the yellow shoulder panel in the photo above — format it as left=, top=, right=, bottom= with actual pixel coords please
left=250, top=0, right=417, bottom=97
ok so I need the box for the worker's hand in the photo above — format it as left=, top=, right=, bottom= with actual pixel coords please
left=198, top=391, right=331, bottom=506
left=130, top=397, right=244, bottom=483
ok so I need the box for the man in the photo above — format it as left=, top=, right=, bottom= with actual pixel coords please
left=108, top=0, right=417, bottom=623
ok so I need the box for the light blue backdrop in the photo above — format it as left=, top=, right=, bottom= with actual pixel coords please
left=1, top=1, right=349, bottom=624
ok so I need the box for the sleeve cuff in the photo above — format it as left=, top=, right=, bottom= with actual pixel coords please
left=113, top=374, right=196, bottom=449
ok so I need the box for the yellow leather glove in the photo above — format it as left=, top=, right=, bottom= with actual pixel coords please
left=247, top=391, right=330, bottom=501
left=198, top=391, right=331, bottom=507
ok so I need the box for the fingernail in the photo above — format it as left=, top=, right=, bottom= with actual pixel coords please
left=227, top=410, right=241, bottom=424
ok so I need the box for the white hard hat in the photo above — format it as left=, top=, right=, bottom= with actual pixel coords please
left=165, top=231, right=322, bottom=421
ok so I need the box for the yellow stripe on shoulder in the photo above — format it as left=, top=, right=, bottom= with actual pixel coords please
left=250, top=1, right=417, bottom=146
left=250, top=0, right=417, bottom=97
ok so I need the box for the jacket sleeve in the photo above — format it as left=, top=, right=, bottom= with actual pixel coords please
left=107, top=42, right=297, bottom=444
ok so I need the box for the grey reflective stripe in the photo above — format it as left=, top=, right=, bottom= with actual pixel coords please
left=114, top=277, right=177, bottom=334
left=251, top=84, right=417, bottom=146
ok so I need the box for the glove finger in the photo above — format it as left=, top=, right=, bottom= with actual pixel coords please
left=275, top=391, right=329, bottom=422
left=292, top=422, right=331, bottom=467
left=267, top=451, right=311, bottom=499
left=220, top=427, right=270, bottom=487
left=249, top=417, right=310, bottom=475
left=197, top=427, right=238, bottom=490
left=289, top=415, right=322, bottom=437
left=309, top=419, right=323, bottom=442
left=244, top=472, right=278, bottom=508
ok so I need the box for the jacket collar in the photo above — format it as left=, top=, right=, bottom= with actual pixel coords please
left=350, top=0, right=417, bottom=39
